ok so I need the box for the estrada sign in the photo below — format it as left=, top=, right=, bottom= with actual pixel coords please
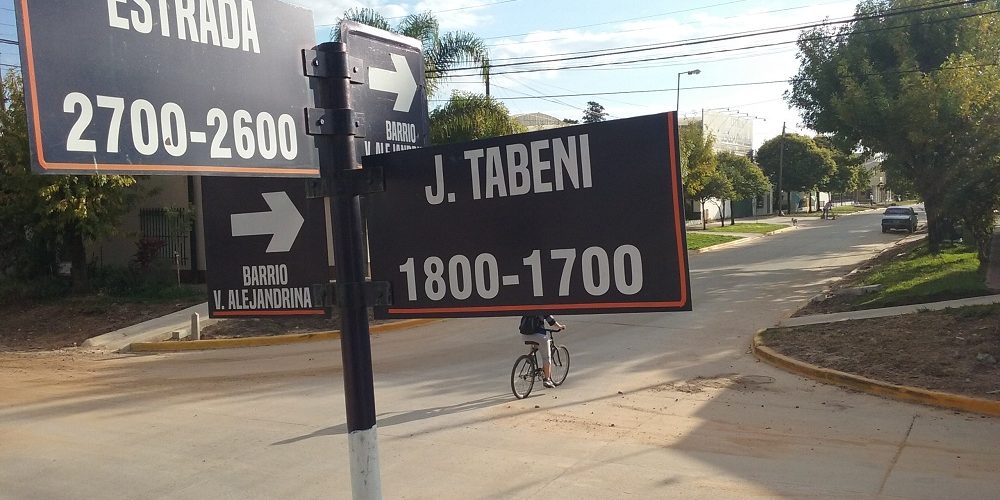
left=363, top=113, right=691, bottom=318
left=202, top=177, right=327, bottom=318
left=15, top=0, right=319, bottom=177
left=340, top=21, right=430, bottom=160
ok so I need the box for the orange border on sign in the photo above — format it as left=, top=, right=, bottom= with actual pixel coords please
left=386, top=113, right=690, bottom=315
left=213, top=309, right=326, bottom=317
left=17, top=1, right=319, bottom=177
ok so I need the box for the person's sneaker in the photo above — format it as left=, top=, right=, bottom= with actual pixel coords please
left=543, top=378, right=555, bottom=388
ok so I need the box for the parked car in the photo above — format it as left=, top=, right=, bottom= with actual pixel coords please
left=881, top=206, right=918, bottom=233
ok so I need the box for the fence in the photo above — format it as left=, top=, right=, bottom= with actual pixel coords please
left=138, top=208, right=190, bottom=266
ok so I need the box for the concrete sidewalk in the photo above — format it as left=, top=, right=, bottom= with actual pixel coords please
left=780, top=293, right=1000, bottom=328
left=82, top=302, right=215, bottom=352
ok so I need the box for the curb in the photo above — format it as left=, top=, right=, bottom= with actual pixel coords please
left=752, top=330, right=1000, bottom=417
left=129, top=318, right=439, bottom=353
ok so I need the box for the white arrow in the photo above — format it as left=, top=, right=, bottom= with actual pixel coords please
left=369, top=53, right=417, bottom=112
left=230, top=192, right=304, bottom=253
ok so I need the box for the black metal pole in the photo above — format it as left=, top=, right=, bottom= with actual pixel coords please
left=312, top=41, right=381, bottom=499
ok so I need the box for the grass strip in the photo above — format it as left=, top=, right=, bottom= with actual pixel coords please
left=855, top=242, right=990, bottom=309
left=686, top=232, right=742, bottom=250
left=706, top=223, right=787, bottom=234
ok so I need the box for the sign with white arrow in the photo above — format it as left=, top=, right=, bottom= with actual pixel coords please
left=340, top=21, right=430, bottom=161
left=231, top=192, right=305, bottom=253
left=369, top=54, right=419, bottom=113
left=202, top=177, right=328, bottom=318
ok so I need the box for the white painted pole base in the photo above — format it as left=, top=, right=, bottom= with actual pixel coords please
left=348, top=425, right=382, bottom=500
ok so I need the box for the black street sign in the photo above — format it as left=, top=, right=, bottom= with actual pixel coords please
left=363, top=112, right=691, bottom=318
left=15, top=0, right=319, bottom=177
left=202, top=177, right=328, bottom=318
left=340, top=21, right=430, bottom=160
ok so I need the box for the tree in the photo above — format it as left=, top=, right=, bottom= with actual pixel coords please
left=813, top=135, right=865, bottom=204
left=717, top=151, right=770, bottom=225
left=940, top=156, right=1000, bottom=265
left=787, top=0, right=1000, bottom=255
left=335, top=9, right=490, bottom=98
left=755, top=133, right=835, bottom=213
left=679, top=122, right=729, bottom=228
left=561, top=118, right=580, bottom=125
left=582, top=101, right=608, bottom=123
left=0, top=72, right=141, bottom=290
left=429, top=91, right=526, bottom=144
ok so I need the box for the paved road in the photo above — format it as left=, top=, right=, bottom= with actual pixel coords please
left=3, top=208, right=999, bottom=499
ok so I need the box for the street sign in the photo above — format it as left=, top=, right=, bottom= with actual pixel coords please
left=340, top=21, right=430, bottom=160
left=198, top=23, right=432, bottom=320
left=363, top=112, right=691, bottom=318
left=15, top=0, right=320, bottom=177
left=202, top=177, right=328, bottom=318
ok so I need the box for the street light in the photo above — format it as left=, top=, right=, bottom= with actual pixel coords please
left=676, top=69, right=701, bottom=112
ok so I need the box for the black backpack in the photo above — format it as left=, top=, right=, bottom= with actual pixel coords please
left=518, top=315, right=543, bottom=335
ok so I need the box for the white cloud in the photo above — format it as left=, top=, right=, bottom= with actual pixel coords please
left=413, top=0, right=494, bottom=31
left=289, top=0, right=408, bottom=29
left=289, top=0, right=495, bottom=30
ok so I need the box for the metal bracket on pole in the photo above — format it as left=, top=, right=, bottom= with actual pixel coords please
left=306, top=108, right=366, bottom=138
left=310, top=281, right=393, bottom=307
left=303, top=49, right=364, bottom=84
left=310, top=282, right=336, bottom=308
left=306, top=166, right=384, bottom=198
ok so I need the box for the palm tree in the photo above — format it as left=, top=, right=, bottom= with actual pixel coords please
left=333, top=8, right=490, bottom=98
left=429, top=91, right=525, bottom=145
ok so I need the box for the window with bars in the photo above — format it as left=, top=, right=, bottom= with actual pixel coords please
left=139, top=208, right=191, bottom=266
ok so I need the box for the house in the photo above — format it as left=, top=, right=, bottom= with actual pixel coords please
left=680, top=111, right=773, bottom=222
left=513, top=112, right=570, bottom=132
left=91, top=175, right=206, bottom=282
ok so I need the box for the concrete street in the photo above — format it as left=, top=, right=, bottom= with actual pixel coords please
left=2, top=208, right=999, bottom=499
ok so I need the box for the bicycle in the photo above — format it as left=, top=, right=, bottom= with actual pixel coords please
left=510, top=328, right=570, bottom=399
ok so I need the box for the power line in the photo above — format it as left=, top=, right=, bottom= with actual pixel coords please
left=315, top=0, right=522, bottom=28
left=433, top=62, right=999, bottom=102
left=434, top=0, right=977, bottom=74
left=486, top=0, right=855, bottom=49
left=443, top=45, right=796, bottom=82
left=486, top=0, right=948, bottom=56
left=439, top=5, right=997, bottom=77
left=386, top=0, right=520, bottom=20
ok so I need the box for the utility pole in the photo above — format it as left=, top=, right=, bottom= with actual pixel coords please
left=777, top=122, right=786, bottom=216
left=0, top=47, right=5, bottom=112
left=485, top=72, right=490, bottom=96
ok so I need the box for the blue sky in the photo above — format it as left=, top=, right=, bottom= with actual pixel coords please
left=299, top=0, right=860, bottom=147
left=2, top=0, right=862, bottom=148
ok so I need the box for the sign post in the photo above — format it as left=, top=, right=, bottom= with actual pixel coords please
left=300, top=23, right=428, bottom=499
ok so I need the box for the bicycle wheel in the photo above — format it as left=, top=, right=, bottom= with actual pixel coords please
left=510, top=354, right=536, bottom=399
left=550, top=345, right=570, bottom=386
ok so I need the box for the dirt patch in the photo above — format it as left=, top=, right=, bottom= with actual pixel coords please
left=0, top=297, right=201, bottom=351
left=767, top=234, right=1000, bottom=402
left=200, top=314, right=392, bottom=339
left=760, top=307, right=1000, bottom=400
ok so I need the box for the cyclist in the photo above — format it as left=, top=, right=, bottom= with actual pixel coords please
left=519, top=314, right=565, bottom=388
